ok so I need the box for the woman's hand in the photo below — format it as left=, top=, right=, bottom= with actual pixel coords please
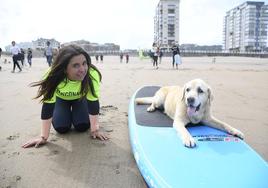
left=90, top=130, right=109, bottom=141
left=22, top=136, right=47, bottom=148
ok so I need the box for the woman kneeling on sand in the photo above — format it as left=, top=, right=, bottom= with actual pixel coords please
left=22, top=45, right=108, bottom=148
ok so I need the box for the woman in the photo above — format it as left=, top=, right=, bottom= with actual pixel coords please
left=27, top=48, right=32, bottom=67
left=172, top=45, right=180, bottom=68
left=22, top=45, right=108, bottom=148
left=151, top=43, right=159, bottom=69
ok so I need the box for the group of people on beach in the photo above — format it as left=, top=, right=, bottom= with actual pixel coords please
left=95, top=54, right=104, bottom=63
left=9, top=41, right=33, bottom=73
left=119, top=53, right=129, bottom=63
left=7, top=40, right=58, bottom=73
left=150, top=43, right=181, bottom=69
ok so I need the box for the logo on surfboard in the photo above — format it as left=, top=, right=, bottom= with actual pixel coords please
left=193, top=135, right=240, bottom=142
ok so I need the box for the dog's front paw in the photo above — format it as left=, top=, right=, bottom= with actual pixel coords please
left=147, top=105, right=155, bottom=112
left=182, top=135, right=196, bottom=148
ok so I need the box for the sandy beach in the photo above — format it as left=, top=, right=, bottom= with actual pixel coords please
left=0, top=55, right=268, bottom=187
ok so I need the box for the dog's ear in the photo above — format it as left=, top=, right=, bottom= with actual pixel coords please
left=208, top=86, right=214, bottom=105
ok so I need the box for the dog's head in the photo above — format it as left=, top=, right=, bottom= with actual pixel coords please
left=182, top=79, right=213, bottom=117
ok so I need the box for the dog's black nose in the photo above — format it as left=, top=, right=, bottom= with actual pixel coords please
left=187, top=97, right=195, bottom=104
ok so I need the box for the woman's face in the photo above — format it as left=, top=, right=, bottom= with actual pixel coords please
left=66, top=54, right=88, bottom=81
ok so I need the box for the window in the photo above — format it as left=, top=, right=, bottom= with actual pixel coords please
left=168, top=9, right=175, bottom=14
left=168, top=24, right=175, bottom=37
left=261, top=31, right=267, bottom=36
left=249, top=30, right=255, bottom=36
left=168, top=16, right=175, bottom=23
left=168, top=32, right=175, bottom=37
left=168, top=40, right=174, bottom=45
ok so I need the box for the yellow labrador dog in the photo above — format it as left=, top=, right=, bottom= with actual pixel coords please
left=135, top=79, right=244, bottom=148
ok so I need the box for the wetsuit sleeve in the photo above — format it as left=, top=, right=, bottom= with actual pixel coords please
left=41, top=103, right=55, bottom=119
left=87, top=100, right=100, bottom=115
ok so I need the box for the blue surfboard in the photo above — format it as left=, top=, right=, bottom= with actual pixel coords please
left=128, top=86, right=268, bottom=188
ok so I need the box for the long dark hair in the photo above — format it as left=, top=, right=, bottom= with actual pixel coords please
left=31, top=45, right=102, bottom=102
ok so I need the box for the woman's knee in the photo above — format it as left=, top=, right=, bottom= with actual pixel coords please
left=74, top=123, right=89, bottom=132
left=54, top=126, right=71, bottom=134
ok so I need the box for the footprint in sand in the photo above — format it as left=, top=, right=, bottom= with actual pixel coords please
left=46, top=150, right=59, bottom=156
left=100, top=105, right=119, bottom=116
left=91, top=140, right=107, bottom=147
left=101, top=105, right=118, bottom=111
left=4, top=175, right=22, bottom=187
left=7, top=152, right=20, bottom=158
left=49, top=137, right=59, bottom=142
left=123, top=112, right=128, bottom=117
left=6, top=134, right=20, bottom=141
left=115, top=163, right=120, bottom=174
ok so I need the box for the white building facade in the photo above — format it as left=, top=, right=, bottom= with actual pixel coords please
left=223, top=1, right=268, bottom=52
left=32, top=38, right=60, bottom=50
left=154, top=0, right=180, bottom=48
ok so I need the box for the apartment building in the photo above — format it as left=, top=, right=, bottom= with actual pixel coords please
left=154, top=0, right=180, bottom=48
left=223, top=1, right=268, bottom=52
left=32, top=38, right=61, bottom=50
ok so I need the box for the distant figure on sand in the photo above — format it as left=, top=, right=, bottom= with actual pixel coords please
left=19, top=48, right=25, bottom=66
left=174, top=52, right=182, bottom=69
left=45, top=41, right=53, bottom=67
left=212, top=57, right=216, bottom=63
left=27, top=48, right=33, bottom=67
left=10, top=41, right=22, bottom=73
left=151, top=42, right=159, bottom=69
left=172, top=44, right=180, bottom=68
left=95, top=54, right=99, bottom=63
left=120, top=53, right=123, bottom=63
left=126, top=54, right=129, bottom=63
left=100, top=54, right=103, bottom=63
left=22, top=45, right=108, bottom=148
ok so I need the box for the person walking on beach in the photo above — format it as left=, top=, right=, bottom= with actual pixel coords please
left=19, top=48, right=25, bottom=67
left=100, top=54, right=103, bottom=63
left=174, top=51, right=182, bottom=69
left=126, top=54, right=129, bottom=63
left=120, top=53, right=123, bottom=63
left=151, top=43, right=159, bottom=69
left=10, top=41, right=22, bottom=73
left=27, top=48, right=33, bottom=67
left=95, top=54, right=99, bottom=63
left=171, top=44, right=180, bottom=68
left=44, top=41, right=53, bottom=67
left=22, top=45, right=108, bottom=148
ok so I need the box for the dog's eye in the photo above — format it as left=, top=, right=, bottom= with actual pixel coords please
left=197, top=87, right=204, bottom=93
left=186, top=88, right=190, bottom=92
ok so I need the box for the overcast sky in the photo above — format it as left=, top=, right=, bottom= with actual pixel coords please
left=0, top=0, right=267, bottom=50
